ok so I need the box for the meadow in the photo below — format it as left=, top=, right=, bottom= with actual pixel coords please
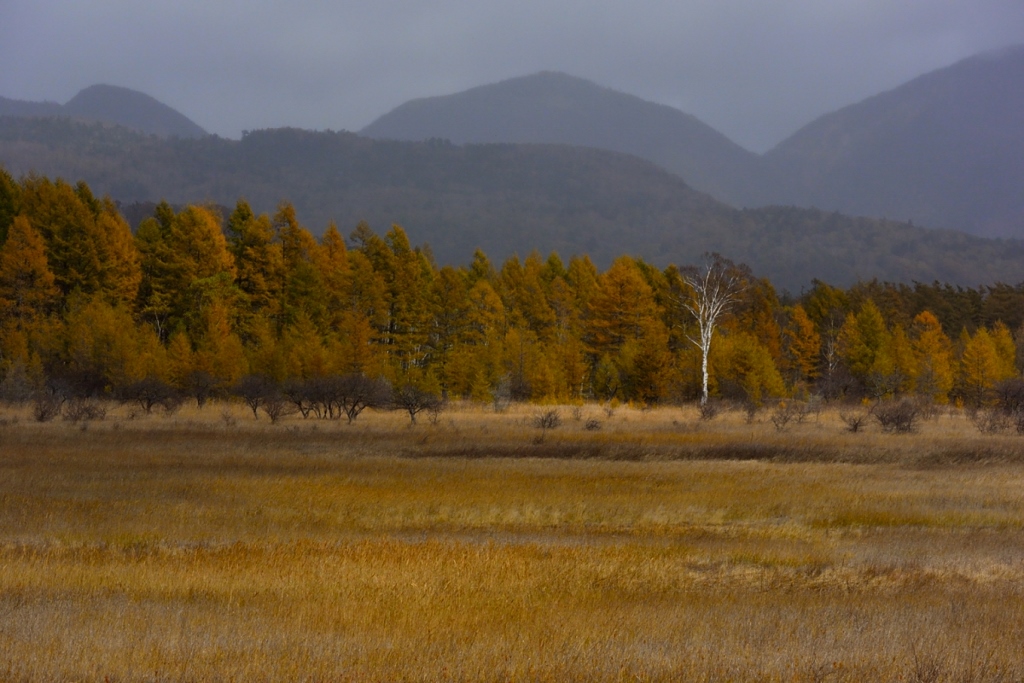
left=1, top=401, right=1023, bottom=681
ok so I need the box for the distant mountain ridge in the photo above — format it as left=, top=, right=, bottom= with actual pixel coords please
left=361, top=71, right=766, bottom=208
left=362, top=46, right=1024, bottom=238
left=0, top=84, right=206, bottom=139
left=763, top=44, right=1024, bottom=237
left=3, top=116, right=1024, bottom=291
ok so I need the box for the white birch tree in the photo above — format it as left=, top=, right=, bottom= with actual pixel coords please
left=673, top=253, right=746, bottom=405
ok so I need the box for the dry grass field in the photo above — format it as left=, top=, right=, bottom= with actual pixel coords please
left=1, top=401, right=1024, bottom=681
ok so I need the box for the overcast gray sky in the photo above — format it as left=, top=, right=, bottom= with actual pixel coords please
left=2, top=1, right=1023, bottom=152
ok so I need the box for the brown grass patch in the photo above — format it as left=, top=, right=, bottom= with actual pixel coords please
left=1, top=401, right=1024, bottom=680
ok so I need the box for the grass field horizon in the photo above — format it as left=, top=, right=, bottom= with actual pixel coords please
left=2, top=400, right=1023, bottom=681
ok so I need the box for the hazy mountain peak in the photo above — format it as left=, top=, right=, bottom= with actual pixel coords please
left=361, top=70, right=762, bottom=204
left=63, top=84, right=207, bottom=138
left=0, top=84, right=206, bottom=139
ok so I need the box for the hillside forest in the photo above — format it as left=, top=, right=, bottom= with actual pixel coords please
left=2, top=170, right=1024, bottom=412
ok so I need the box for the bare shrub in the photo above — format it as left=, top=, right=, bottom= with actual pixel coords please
left=282, top=378, right=317, bottom=419
left=0, top=359, right=35, bottom=403
left=392, top=385, right=444, bottom=424
left=532, top=409, right=562, bottom=444
left=993, top=378, right=1024, bottom=415
left=162, top=394, right=185, bottom=415
left=32, top=393, right=63, bottom=423
left=534, top=410, right=562, bottom=431
left=970, top=408, right=1010, bottom=434
left=337, top=374, right=391, bottom=423
left=63, top=398, right=107, bottom=423
left=261, top=393, right=294, bottom=424
left=839, top=410, right=869, bottom=433
left=698, top=400, right=720, bottom=421
left=990, top=379, right=1024, bottom=435
left=770, top=401, right=804, bottom=432
left=801, top=395, right=823, bottom=422
left=119, top=377, right=181, bottom=415
left=743, top=401, right=759, bottom=424
left=183, top=370, right=222, bottom=409
left=584, top=418, right=602, bottom=431
left=872, top=399, right=921, bottom=434
left=427, top=399, right=446, bottom=425
left=304, top=376, right=342, bottom=419
left=232, top=375, right=278, bottom=419
left=570, top=405, right=583, bottom=422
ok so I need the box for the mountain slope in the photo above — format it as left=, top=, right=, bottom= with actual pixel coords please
left=361, top=72, right=766, bottom=207
left=3, top=116, right=1024, bottom=290
left=757, top=45, right=1024, bottom=237
left=0, top=85, right=206, bottom=139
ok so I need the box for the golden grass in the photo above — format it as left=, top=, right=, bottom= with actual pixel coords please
left=1, top=401, right=1024, bottom=680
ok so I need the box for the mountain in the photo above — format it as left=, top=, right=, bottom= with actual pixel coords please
left=361, top=71, right=766, bottom=207
left=0, top=84, right=206, bottom=139
left=764, top=45, right=1024, bottom=238
left=362, top=49, right=1024, bottom=238
left=4, top=116, right=1024, bottom=291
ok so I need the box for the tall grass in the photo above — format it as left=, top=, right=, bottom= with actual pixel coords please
left=1, top=401, right=1023, bottom=680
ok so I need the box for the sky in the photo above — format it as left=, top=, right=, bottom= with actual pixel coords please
left=2, top=1, right=1023, bottom=152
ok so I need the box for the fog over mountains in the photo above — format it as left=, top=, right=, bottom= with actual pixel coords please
left=364, top=45, right=1024, bottom=238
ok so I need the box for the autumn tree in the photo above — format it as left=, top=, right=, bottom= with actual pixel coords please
left=0, top=216, right=59, bottom=373
left=136, top=204, right=236, bottom=338
left=58, top=296, right=165, bottom=395
left=0, top=167, right=22, bottom=246
left=314, top=222, right=352, bottom=332
left=0, top=216, right=59, bottom=324
left=782, top=304, right=821, bottom=388
left=274, top=202, right=327, bottom=327
left=712, top=331, right=786, bottom=406
left=958, top=328, right=1003, bottom=406
left=448, top=278, right=505, bottom=400
left=838, top=300, right=898, bottom=397
left=19, top=177, right=140, bottom=304
left=425, top=266, right=470, bottom=394
left=587, top=256, right=669, bottom=402
left=910, top=311, right=953, bottom=403
left=227, top=200, right=282, bottom=334
left=335, top=249, right=388, bottom=376
left=377, top=225, right=433, bottom=379
left=500, top=252, right=556, bottom=339
left=801, top=279, right=849, bottom=396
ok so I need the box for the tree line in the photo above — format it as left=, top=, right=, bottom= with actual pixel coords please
left=2, top=170, right=1024, bottom=414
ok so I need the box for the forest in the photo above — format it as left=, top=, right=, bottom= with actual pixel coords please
left=2, top=169, right=1024, bottom=416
